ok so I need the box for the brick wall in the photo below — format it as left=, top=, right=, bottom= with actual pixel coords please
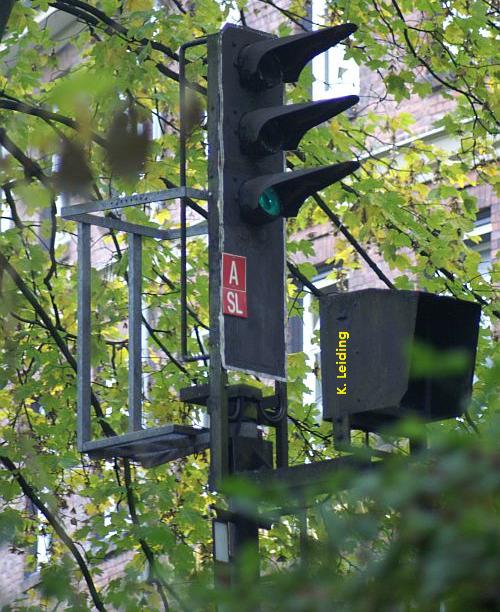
left=242, top=0, right=290, bottom=32
left=0, top=544, right=27, bottom=606
left=358, top=57, right=455, bottom=138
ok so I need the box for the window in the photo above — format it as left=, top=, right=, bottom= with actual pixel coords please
left=466, top=206, right=492, bottom=279
left=25, top=499, right=52, bottom=577
left=0, top=147, right=14, bottom=232
left=299, top=269, right=340, bottom=414
left=311, top=0, right=359, bottom=100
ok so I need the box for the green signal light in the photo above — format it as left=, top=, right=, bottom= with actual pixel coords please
left=258, top=188, right=281, bottom=217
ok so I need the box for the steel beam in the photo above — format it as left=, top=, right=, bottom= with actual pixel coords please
left=245, top=455, right=378, bottom=500
left=77, top=223, right=91, bottom=449
left=61, top=187, right=208, bottom=218
left=275, top=381, right=288, bottom=468
left=128, top=233, right=143, bottom=432
left=63, top=212, right=208, bottom=241
left=207, top=31, right=229, bottom=488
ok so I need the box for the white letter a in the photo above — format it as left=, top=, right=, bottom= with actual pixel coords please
left=229, top=261, right=239, bottom=286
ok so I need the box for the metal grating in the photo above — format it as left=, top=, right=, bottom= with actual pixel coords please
left=83, top=425, right=209, bottom=468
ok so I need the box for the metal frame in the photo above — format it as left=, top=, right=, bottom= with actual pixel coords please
left=65, top=28, right=292, bottom=585
left=62, top=187, right=209, bottom=461
left=66, top=30, right=288, bottom=478
left=205, top=28, right=290, bottom=483
left=207, top=30, right=230, bottom=488
left=62, top=188, right=208, bottom=240
left=84, top=425, right=210, bottom=468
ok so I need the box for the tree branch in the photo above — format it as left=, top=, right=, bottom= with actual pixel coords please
left=390, top=0, right=492, bottom=119
left=47, top=0, right=207, bottom=92
left=287, top=159, right=395, bottom=289
left=0, top=249, right=115, bottom=434
left=313, top=193, right=396, bottom=289
left=0, top=455, right=107, bottom=612
left=0, top=252, right=185, bottom=607
left=123, top=460, right=189, bottom=612
left=0, top=98, right=109, bottom=149
left=53, top=0, right=178, bottom=61
left=287, top=261, right=324, bottom=297
left=0, top=129, right=51, bottom=188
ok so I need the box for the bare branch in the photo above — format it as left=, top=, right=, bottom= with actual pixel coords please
left=0, top=455, right=107, bottom=612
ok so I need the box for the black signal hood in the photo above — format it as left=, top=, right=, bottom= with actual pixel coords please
left=240, top=161, right=360, bottom=224
left=239, top=95, right=359, bottom=156
left=237, top=24, right=358, bottom=91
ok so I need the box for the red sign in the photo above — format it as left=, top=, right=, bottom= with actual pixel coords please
left=222, top=253, right=247, bottom=318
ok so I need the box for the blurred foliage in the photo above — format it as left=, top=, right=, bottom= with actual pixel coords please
left=201, top=416, right=500, bottom=612
left=0, top=0, right=497, bottom=609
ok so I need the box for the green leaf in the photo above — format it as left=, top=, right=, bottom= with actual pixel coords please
left=14, top=182, right=52, bottom=213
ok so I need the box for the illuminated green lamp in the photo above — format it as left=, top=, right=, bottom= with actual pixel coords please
left=258, top=187, right=281, bottom=218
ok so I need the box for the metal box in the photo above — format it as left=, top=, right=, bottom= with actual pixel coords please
left=320, top=289, right=481, bottom=441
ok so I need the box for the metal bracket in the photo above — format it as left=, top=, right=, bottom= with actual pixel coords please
left=61, top=187, right=209, bottom=223
left=83, top=425, right=209, bottom=468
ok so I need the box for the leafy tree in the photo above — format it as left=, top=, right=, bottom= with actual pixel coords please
left=0, top=0, right=497, bottom=609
